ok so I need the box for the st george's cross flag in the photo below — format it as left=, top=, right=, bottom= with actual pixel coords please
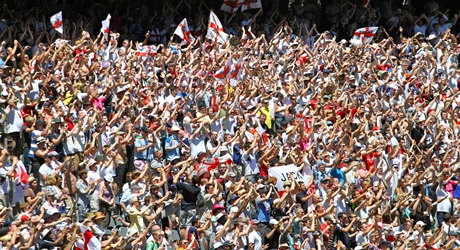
left=221, top=0, right=244, bottom=13
left=207, top=11, right=228, bottom=44
left=241, top=0, right=262, bottom=11
left=228, top=57, right=243, bottom=80
left=50, top=11, right=63, bottom=34
left=77, top=224, right=101, bottom=250
left=353, top=27, right=379, bottom=44
left=197, top=154, right=234, bottom=177
left=214, top=58, right=233, bottom=79
left=174, top=18, right=195, bottom=46
left=100, top=14, right=111, bottom=41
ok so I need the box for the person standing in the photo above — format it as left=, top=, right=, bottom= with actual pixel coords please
left=165, top=126, right=181, bottom=162
left=248, top=220, right=263, bottom=250
left=173, top=164, right=201, bottom=227
left=134, top=126, right=154, bottom=171
left=4, top=98, right=24, bottom=157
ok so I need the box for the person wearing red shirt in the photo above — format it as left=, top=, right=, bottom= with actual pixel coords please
left=321, top=214, right=337, bottom=250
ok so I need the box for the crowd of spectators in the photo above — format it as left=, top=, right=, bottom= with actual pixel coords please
left=1, top=0, right=460, bottom=249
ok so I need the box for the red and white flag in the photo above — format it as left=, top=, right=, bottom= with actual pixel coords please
left=100, top=14, right=111, bottom=41
left=135, top=44, right=157, bottom=61
left=50, top=11, right=63, bottom=34
left=208, top=11, right=228, bottom=44
left=221, top=0, right=244, bottom=13
left=229, top=57, right=243, bottom=80
left=197, top=154, right=233, bottom=176
left=75, top=239, right=84, bottom=250
left=174, top=18, right=195, bottom=46
left=214, top=58, right=233, bottom=79
left=241, top=0, right=262, bottom=11
left=13, top=161, right=29, bottom=189
left=353, top=27, right=378, bottom=44
left=29, top=59, right=36, bottom=74
left=78, top=224, right=101, bottom=250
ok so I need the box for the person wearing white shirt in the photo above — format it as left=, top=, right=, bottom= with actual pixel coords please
left=248, top=221, right=263, bottom=250
left=38, top=154, right=57, bottom=187
left=241, top=140, right=260, bottom=183
left=87, top=160, right=103, bottom=212
left=5, top=98, right=25, bottom=156
left=206, top=131, right=221, bottom=158
left=436, top=181, right=452, bottom=226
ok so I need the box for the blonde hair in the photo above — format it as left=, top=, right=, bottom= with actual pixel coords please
left=44, top=176, right=56, bottom=186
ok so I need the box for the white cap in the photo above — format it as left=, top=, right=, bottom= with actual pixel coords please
left=171, top=125, right=180, bottom=131
left=415, top=221, right=426, bottom=226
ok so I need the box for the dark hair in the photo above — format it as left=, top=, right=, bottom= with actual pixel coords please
left=205, top=183, right=214, bottom=191
left=192, top=175, right=199, bottom=185
left=78, top=170, right=88, bottom=178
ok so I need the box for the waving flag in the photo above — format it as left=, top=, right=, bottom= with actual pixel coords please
left=135, top=45, right=157, bottom=61
left=353, top=27, right=379, bottom=44
left=50, top=11, right=63, bottom=34
left=197, top=154, right=234, bottom=177
left=13, top=161, right=29, bottom=189
left=75, top=239, right=84, bottom=250
left=174, top=18, right=195, bottom=46
left=78, top=224, right=101, bottom=250
left=214, top=58, right=233, bottom=79
left=208, top=11, right=228, bottom=44
left=221, top=0, right=244, bottom=13
left=241, top=0, right=262, bottom=11
left=100, top=14, right=111, bottom=41
left=29, top=59, right=36, bottom=74
left=229, top=57, right=243, bottom=80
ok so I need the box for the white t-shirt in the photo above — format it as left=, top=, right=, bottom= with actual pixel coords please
left=39, top=163, right=55, bottom=186
left=183, top=116, right=193, bottom=135
left=436, top=186, right=452, bottom=213
left=72, top=131, right=86, bottom=153
left=248, top=231, right=262, bottom=250
left=206, top=140, right=220, bottom=158
left=6, top=104, right=24, bottom=133
left=242, top=151, right=260, bottom=176
left=190, top=134, right=207, bottom=157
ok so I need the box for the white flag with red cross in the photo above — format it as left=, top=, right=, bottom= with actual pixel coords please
left=135, top=44, right=157, bottom=61
left=207, top=11, right=228, bottom=44
left=229, top=57, right=243, bottom=80
left=100, top=14, right=111, bottom=41
left=353, top=27, right=379, bottom=44
left=77, top=224, right=101, bottom=250
left=214, top=58, right=233, bottom=79
left=174, top=18, right=195, bottom=46
left=197, top=154, right=234, bottom=177
left=221, top=0, right=245, bottom=13
left=50, top=11, right=63, bottom=34
left=241, top=0, right=262, bottom=11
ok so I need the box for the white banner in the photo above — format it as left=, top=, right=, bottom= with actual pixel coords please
left=268, top=164, right=310, bottom=191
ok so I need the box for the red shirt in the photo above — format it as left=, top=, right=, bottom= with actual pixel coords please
left=362, top=152, right=379, bottom=171
left=20, top=105, right=34, bottom=126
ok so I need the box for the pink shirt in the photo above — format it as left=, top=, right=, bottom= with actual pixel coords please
left=91, top=97, right=105, bottom=110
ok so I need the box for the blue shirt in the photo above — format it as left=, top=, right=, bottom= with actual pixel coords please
left=257, top=197, right=271, bottom=223
left=134, top=136, right=149, bottom=160
left=453, top=177, right=460, bottom=199
left=165, top=135, right=180, bottom=161
left=329, top=167, right=345, bottom=184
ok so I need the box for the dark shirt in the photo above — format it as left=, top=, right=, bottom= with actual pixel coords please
left=176, top=181, right=201, bottom=211
left=334, top=223, right=350, bottom=248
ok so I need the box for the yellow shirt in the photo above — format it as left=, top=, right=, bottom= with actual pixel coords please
left=258, top=107, right=272, bottom=129
left=128, top=206, right=146, bottom=234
